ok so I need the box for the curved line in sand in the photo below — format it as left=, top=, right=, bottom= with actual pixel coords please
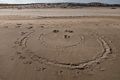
left=15, top=30, right=111, bottom=70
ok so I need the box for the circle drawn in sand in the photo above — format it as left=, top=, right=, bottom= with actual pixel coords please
left=15, top=28, right=111, bottom=70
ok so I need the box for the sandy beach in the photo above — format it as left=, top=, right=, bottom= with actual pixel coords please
left=0, top=8, right=120, bottom=80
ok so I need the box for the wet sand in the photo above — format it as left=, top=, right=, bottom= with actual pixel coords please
left=0, top=8, right=120, bottom=80
left=0, top=8, right=120, bottom=16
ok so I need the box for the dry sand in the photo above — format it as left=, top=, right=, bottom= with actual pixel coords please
left=0, top=8, right=120, bottom=80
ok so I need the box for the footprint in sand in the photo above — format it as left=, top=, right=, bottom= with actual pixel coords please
left=34, top=67, right=46, bottom=72
left=27, top=26, right=33, bottom=29
left=23, top=60, right=32, bottom=64
left=21, top=32, right=27, bottom=36
left=19, top=55, right=26, bottom=60
left=65, top=29, right=74, bottom=33
left=16, top=25, right=21, bottom=28
left=53, top=30, right=59, bottom=33
left=16, top=23, right=22, bottom=28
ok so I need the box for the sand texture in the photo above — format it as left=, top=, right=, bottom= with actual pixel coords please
left=0, top=8, right=120, bottom=80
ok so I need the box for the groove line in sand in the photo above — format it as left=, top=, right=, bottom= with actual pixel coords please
left=14, top=28, right=112, bottom=70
